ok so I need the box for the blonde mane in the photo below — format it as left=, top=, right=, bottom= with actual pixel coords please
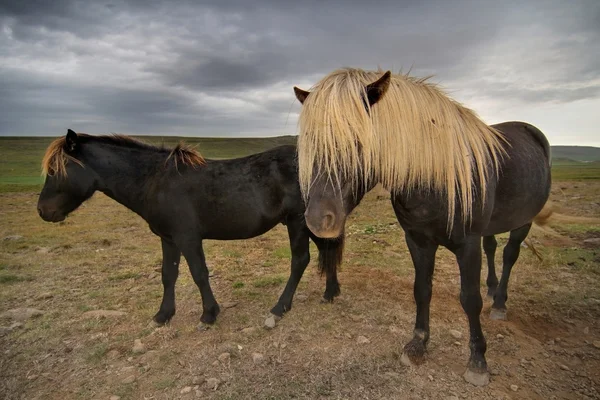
left=42, top=134, right=205, bottom=177
left=297, top=68, right=507, bottom=230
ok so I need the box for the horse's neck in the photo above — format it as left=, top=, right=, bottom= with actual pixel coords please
left=86, top=145, right=162, bottom=219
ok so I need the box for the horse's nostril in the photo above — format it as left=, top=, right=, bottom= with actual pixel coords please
left=322, top=212, right=335, bottom=231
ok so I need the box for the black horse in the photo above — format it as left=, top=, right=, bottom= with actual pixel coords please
left=37, top=130, right=344, bottom=327
left=293, top=68, right=552, bottom=386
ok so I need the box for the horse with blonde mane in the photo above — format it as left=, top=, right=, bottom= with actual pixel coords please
left=37, top=130, right=345, bottom=329
left=293, top=68, right=552, bottom=386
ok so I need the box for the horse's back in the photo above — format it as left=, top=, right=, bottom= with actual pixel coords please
left=154, top=144, right=304, bottom=240
left=484, top=121, right=552, bottom=235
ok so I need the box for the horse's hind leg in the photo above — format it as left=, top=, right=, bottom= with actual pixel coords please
left=180, top=240, right=220, bottom=326
left=270, top=218, right=310, bottom=319
left=154, top=238, right=181, bottom=325
left=483, top=235, right=498, bottom=299
left=490, top=223, right=532, bottom=321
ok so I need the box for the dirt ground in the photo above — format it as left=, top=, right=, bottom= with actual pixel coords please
left=1, top=182, right=599, bottom=399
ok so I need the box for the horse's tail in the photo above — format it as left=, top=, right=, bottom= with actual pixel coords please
left=533, top=200, right=554, bottom=226
left=312, top=233, right=345, bottom=277
left=533, top=200, right=600, bottom=226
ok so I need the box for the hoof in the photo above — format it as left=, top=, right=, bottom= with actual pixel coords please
left=197, top=322, right=211, bottom=332
left=149, top=319, right=165, bottom=328
left=486, top=287, right=496, bottom=300
left=264, top=314, right=281, bottom=329
left=401, top=338, right=426, bottom=366
left=200, top=304, right=220, bottom=324
left=153, top=310, right=174, bottom=325
left=400, top=352, right=417, bottom=367
left=320, top=296, right=334, bottom=304
left=270, top=304, right=287, bottom=318
left=463, top=368, right=490, bottom=386
left=490, top=308, right=507, bottom=321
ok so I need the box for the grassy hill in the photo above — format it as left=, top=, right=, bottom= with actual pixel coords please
left=0, top=136, right=598, bottom=192
left=551, top=146, right=600, bottom=162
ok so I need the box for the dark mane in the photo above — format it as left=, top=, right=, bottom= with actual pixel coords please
left=42, top=133, right=205, bottom=176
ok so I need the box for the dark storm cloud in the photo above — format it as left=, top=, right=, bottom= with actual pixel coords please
left=1, top=0, right=599, bottom=140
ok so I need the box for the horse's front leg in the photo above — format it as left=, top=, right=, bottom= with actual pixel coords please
left=400, top=230, right=438, bottom=366
left=270, top=218, right=310, bottom=318
left=455, top=234, right=489, bottom=386
left=153, top=238, right=181, bottom=325
left=180, top=240, right=220, bottom=327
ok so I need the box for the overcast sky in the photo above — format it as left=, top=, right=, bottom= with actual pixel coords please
left=1, top=0, right=599, bottom=146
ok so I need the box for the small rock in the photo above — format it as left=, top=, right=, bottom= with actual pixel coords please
left=295, top=294, right=308, bottom=302
left=241, top=327, right=256, bottom=334
left=82, top=310, right=126, bottom=319
left=180, top=386, right=192, bottom=394
left=132, top=339, right=145, bottom=354
left=454, top=341, right=461, bottom=346
left=3, top=235, right=23, bottom=241
left=345, top=333, right=352, bottom=339
left=192, top=376, right=202, bottom=385
left=559, top=364, right=570, bottom=371
left=583, top=238, right=600, bottom=245
left=357, top=335, right=370, bottom=344
left=205, top=377, right=220, bottom=390
left=36, top=292, right=53, bottom=300
left=264, top=315, right=278, bottom=329
left=428, top=374, right=434, bottom=381
left=121, top=375, right=136, bottom=384
left=107, top=349, right=120, bottom=360
left=510, top=384, right=518, bottom=392
left=252, top=352, right=265, bottom=365
left=496, top=333, right=504, bottom=339
left=218, top=352, right=230, bottom=364
left=593, top=341, right=600, bottom=349
left=109, top=396, right=121, bottom=400
left=449, top=330, right=462, bottom=340
left=1, top=308, right=44, bottom=322
left=583, top=327, right=589, bottom=335
left=222, top=302, right=238, bottom=309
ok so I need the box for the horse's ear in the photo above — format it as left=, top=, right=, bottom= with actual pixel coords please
left=294, top=86, right=310, bottom=104
left=66, top=129, right=78, bottom=151
left=365, top=71, right=392, bottom=106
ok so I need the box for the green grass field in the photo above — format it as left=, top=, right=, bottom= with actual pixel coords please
left=0, top=136, right=597, bottom=193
